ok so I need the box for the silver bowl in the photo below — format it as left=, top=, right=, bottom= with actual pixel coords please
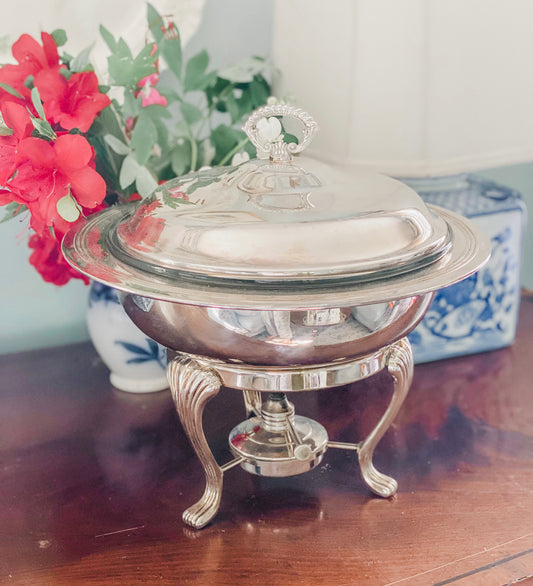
left=119, top=292, right=433, bottom=367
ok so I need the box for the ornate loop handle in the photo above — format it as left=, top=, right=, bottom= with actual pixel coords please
left=243, top=104, right=318, bottom=163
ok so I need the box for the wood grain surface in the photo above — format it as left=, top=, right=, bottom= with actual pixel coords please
left=2, top=299, right=533, bottom=585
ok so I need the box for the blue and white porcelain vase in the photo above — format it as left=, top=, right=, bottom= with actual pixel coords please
left=87, top=282, right=169, bottom=393
left=405, top=174, right=526, bottom=364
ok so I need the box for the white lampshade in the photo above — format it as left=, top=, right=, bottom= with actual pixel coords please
left=273, top=0, right=533, bottom=177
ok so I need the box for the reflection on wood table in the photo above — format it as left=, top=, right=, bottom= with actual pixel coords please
left=2, top=298, right=533, bottom=585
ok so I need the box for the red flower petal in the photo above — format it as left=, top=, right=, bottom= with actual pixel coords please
left=0, top=189, right=14, bottom=205
left=12, top=34, right=47, bottom=71
left=69, top=166, right=107, bottom=208
left=0, top=64, right=31, bottom=98
left=41, top=32, right=60, bottom=69
left=28, top=230, right=88, bottom=286
left=54, top=134, right=93, bottom=171
left=0, top=135, right=18, bottom=185
left=35, top=68, right=66, bottom=104
left=15, top=137, right=55, bottom=167
left=40, top=71, right=111, bottom=132
left=1, top=101, right=33, bottom=139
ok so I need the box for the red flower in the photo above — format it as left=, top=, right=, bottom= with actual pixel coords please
left=8, top=134, right=106, bottom=235
left=0, top=101, right=33, bottom=186
left=137, top=73, right=168, bottom=108
left=37, top=70, right=111, bottom=132
left=29, top=229, right=89, bottom=286
left=0, top=32, right=60, bottom=98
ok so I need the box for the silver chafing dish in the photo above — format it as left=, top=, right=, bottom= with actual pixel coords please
left=63, top=104, right=490, bottom=528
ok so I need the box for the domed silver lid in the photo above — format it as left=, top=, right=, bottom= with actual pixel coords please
left=62, top=104, right=490, bottom=309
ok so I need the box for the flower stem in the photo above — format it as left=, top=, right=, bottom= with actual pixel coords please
left=219, top=137, right=249, bottom=166
left=189, top=134, right=198, bottom=171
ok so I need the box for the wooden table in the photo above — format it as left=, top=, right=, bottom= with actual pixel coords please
left=2, top=298, right=533, bottom=585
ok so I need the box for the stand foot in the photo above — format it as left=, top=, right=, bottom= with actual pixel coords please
left=358, top=338, right=413, bottom=498
left=167, top=357, right=223, bottom=529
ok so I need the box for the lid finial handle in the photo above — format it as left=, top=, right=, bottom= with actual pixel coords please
left=243, top=104, right=318, bottom=163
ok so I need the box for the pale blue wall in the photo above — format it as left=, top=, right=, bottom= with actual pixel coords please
left=0, top=220, right=90, bottom=354
left=0, top=0, right=273, bottom=355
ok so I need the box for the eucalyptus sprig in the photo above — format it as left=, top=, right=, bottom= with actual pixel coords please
left=91, top=3, right=271, bottom=201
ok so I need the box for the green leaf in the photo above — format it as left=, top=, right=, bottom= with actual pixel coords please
left=161, top=34, right=182, bottom=81
left=100, top=25, right=118, bottom=52
left=31, top=117, right=56, bottom=140
left=123, top=88, right=142, bottom=118
left=143, top=104, right=171, bottom=119
left=0, top=82, right=23, bottom=99
left=218, top=57, right=266, bottom=83
left=131, top=112, right=158, bottom=165
left=56, top=193, right=81, bottom=222
left=60, top=51, right=74, bottom=65
left=147, top=3, right=164, bottom=43
left=153, top=118, right=169, bottom=151
left=119, top=154, right=140, bottom=189
left=235, top=88, right=253, bottom=118
left=224, top=93, right=241, bottom=124
left=249, top=76, right=270, bottom=108
left=107, top=40, right=157, bottom=88
left=184, top=50, right=209, bottom=92
left=170, top=140, right=192, bottom=175
left=210, top=125, right=245, bottom=164
left=283, top=132, right=298, bottom=145
left=104, top=134, right=130, bottom=155
left=180, top=101, right=202, bottom=126
left=90, top=103, right=123, bottom=138
left=70, top=44, right=95, bottom=72
left=0, top=201, right=27, bottom=224
left=135, top=166, right=158, bottom=197
left=30, top=87, right=46, bottom=120
left=51, top=29, right=67, bottom=47
left=156, top=85, right=180, bottom=103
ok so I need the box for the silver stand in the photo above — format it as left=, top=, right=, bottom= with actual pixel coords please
left=167, top=338, right=413, bottom=529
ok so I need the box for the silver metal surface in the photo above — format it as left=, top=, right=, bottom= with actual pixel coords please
left=229, top=414, right=328, bottom=477
left=62, top=204, right=489, bottom=310
left=129, top=295, right=432, bottom=367
left=168, top=338, right=412, bottom=528
left=167, top=357, right=223, bottom=529
left=66, top=161, right=452, bottom=283
left=358, top=337, right=413, bottom=497
left=63, top=104, right=475, bottom=288
left=242, top=104, right=318, bottom=162
left=170, top=346, right=391, bottom=391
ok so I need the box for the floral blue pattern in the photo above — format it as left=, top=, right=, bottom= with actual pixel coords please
left=87, top=281, right=169, bottom=392
left=406, top=174, right=526, bottom=364
left=88, top=281, right=121, bottom=306
left=115, top=338, right=167, bottom=368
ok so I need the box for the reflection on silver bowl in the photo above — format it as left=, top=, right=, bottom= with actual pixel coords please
left=119, top=292, right=434, bottom=367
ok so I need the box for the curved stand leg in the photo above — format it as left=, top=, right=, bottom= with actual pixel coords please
left=358, top=338, right=413, bottom=498
left=167, top=357, right=222, bottom=529
left=242, top=390, right=262, bottom=417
